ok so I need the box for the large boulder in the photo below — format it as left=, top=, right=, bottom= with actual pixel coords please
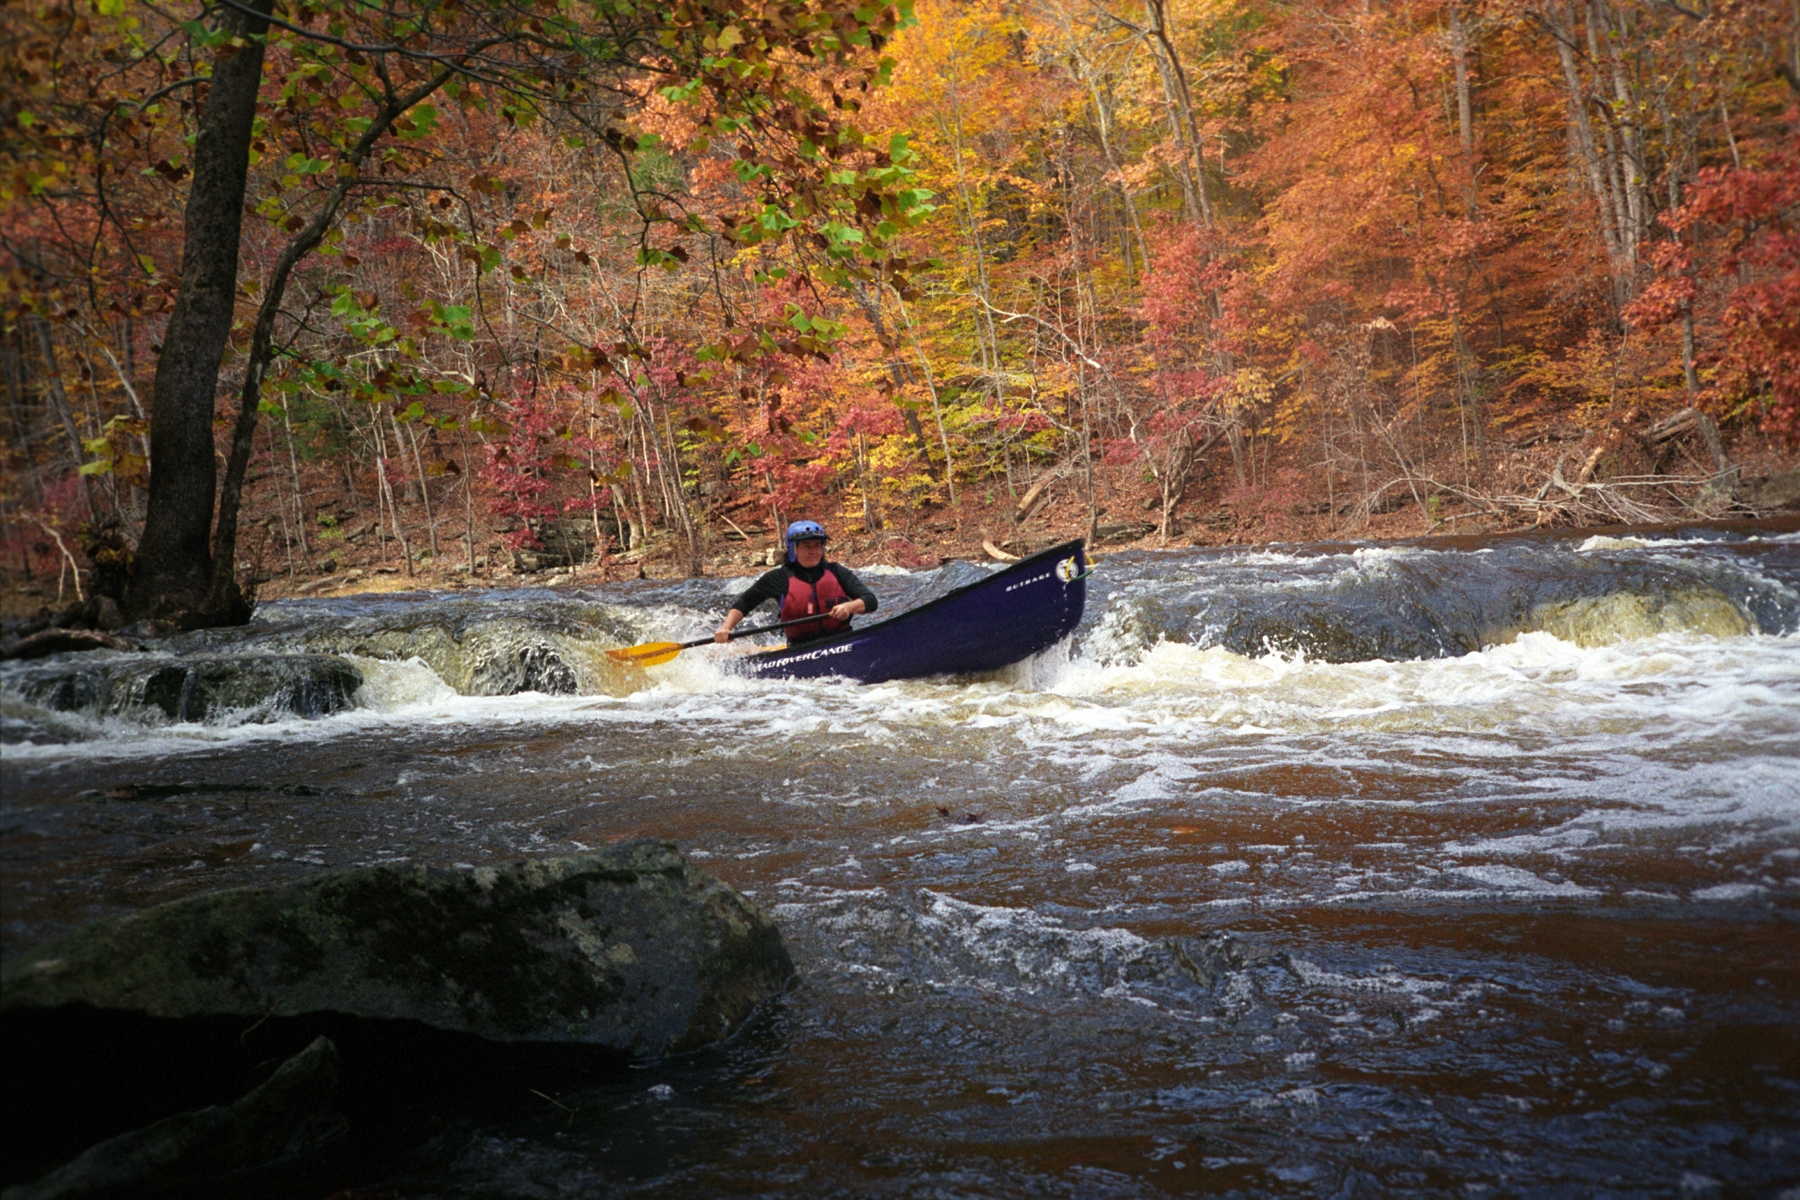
left=1, top=842, right=793, bottom=1194
left=2, top=840, right=792, bottom=1056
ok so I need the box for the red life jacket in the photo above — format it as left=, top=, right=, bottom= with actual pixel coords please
left=779, top=565, right=851, bottom=643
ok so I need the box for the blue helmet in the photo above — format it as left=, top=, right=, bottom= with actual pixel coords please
left=785, top=519, right=828, bottom=563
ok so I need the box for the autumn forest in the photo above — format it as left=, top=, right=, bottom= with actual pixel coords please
left=2, top=0, right=1796, bottom=626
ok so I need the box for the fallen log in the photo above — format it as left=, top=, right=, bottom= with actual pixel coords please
left=1, top=628, right=138, bottom=661
left=1639, top=406, right=1730, bottom=472
left=1013, top=459, right=1075, bottom=525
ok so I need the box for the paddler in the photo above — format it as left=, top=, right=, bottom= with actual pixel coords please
left=715, top=520, right=878, bottom=647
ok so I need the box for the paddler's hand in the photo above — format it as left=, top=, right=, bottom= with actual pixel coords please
left=829, top=599, right=865, bottom=622
left=714, top=624, right=735, bottom=644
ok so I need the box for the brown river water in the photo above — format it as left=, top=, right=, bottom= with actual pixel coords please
left=2, top=524, right=1797, bottom=1196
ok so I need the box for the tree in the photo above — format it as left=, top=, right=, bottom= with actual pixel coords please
left=129, top=0, right=273, bottom=624
left=18, top=0, right=920, bottom=627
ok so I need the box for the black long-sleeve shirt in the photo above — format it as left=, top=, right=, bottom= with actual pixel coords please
left=729, top=560, right=879, bottom=624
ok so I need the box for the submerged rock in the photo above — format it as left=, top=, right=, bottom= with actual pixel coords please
left=1508, top=585, right=1751, bottom=645
left=2, top=840, right=793, bottom=1055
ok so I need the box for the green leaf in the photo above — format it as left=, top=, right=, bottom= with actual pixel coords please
left=438, top=303, right=475, bottom=340
left=401, top=103, right=439, bottom=140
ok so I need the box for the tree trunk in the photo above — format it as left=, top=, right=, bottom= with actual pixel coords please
left=211, top=67, right=453, bottom=605
left=1448, top=0, right=1479, bottom=216
left=126, top=0, right=271, bottom=626
left=892, top=290, right=959, bottom=506
left=278, top=395, right=309, bottom=562
left=30, top=317, right=99, bottom=520
left=398, top=410, right=437, bottom=557
left=847, top=279, right=941, bottom=481
left=372, top=416, right=411, bottom=574
left=1142, top=0, right=1213, bottom=228
left=1075, top=51, right=1150, bottom=280
left=939, top=60, right=1007, bottom=422
left=1546, top=2, right=1629, bottom=308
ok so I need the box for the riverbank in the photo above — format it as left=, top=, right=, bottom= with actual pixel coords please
left=4, top=435, right=1797, bottom=622
left=253, top=450, right=1800, bottom=607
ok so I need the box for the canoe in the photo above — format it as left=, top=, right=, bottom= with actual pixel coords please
left=738, top=539, right=1089, bottom=683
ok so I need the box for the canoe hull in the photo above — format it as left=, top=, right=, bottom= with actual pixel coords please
left=739, top=540, right=1088, bottom=684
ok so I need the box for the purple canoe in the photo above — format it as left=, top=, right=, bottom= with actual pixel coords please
left=739, top=539, right=1088, bottom=683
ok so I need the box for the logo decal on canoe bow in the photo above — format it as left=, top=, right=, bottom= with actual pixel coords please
left=780, top=642, right=856, bottom=665
left=1003, top=554, right=1085, bottom=594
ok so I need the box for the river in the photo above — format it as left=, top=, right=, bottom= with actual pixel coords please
left=3, top=524, right=1797, bottom=1197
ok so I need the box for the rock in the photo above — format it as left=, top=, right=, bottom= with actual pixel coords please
left=304, top=613, right=645, bottom=696
left=1094, top=521, right=1156, bottom=544
left=1, top=843, right=792, bottom=1193
left=6, top=653, right=362, bottom=722
left=314, top=623, right=573, bottom=694
left=1741, top=468, right=1800, bottom=512
left=92, top=596, right=124, bottom=631
left=511, top=518, right=595, bottom=572
left=4, top=1037, right=344, bottom=1200
left=1, top=840, right=793, bottom=1057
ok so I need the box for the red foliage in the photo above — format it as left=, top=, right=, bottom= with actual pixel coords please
left=479, top=388, right=602, bottom=550
left=1630, top=110, right=1800, bottom=444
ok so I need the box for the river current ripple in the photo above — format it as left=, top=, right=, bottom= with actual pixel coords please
left=3, top=526, right=1798, bottom=1197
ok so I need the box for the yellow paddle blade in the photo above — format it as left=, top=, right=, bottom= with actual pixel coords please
left=604, top=642, right=683, bottom=667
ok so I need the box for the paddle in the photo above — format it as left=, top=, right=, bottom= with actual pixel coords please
left=605, top=615, right=833, bottom=668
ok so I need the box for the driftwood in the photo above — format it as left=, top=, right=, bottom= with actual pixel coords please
left=1013, top=459, right=1076, bottom=525
left=1399, top=465, right=1741, bottom=530
left=1373, top=407, right=1749, bottom=530
left=982, top=539, right=1020, bottom=562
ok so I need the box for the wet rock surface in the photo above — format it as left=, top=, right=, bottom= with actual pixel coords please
left=3, top=840, right=792, bottom=1051
left=1, top=842, right=794, bottom=1196
left=3, top=652, right=362, bottom=723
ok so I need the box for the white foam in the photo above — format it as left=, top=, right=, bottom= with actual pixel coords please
left=348, top=654, right=457, bottom=709
left=1691, top=882, right=1766, bottom=901
left=1448, top=864, right=1598, bottom=897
